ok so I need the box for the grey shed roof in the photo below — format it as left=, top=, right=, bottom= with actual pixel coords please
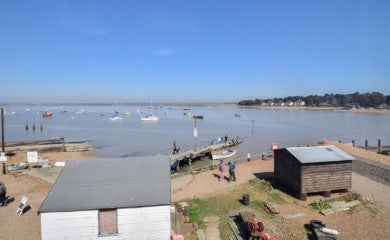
left=39, top=156, right=171, bottom=213
left=285, top=145, right=356, bottom=164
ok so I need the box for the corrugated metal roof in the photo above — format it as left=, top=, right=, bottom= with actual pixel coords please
left=39, top=156, right=171, bottom=213
left=286, top=145, right=356, bottom=164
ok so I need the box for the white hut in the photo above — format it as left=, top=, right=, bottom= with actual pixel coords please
left=39, top=156, right=171, bottom=240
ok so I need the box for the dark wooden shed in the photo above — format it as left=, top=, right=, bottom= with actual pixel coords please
left=274, top=145, right=355, bottom=200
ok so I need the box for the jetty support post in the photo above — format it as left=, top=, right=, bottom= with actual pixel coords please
left=378, top=139, right=382, bottom=152
left=365, top=139, right=368, bottom=150
left=1, top=108, right=5, bottom=174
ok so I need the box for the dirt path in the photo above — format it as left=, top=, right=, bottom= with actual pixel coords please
left=172, top=159, right=274, bottom=202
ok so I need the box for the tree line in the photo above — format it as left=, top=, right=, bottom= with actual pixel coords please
left=238, top=92, right=390, bottom=108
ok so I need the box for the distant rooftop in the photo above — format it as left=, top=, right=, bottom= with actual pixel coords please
left=39, top=156, right=171, bottom=213
left=285, top=145, right=356, bottom=164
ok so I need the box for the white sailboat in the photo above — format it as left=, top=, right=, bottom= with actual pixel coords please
left=141, top=99, right=159, bottom=121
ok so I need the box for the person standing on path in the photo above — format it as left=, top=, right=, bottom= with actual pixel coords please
left=0, top=182, right=6, bottom=206
left=218, top=160, right=225, bottom=181
left=228, top=160, right=236, bottom=182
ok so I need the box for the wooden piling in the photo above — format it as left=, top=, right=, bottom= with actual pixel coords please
left=365, top=139, right=368, bottom=150
left=299, top=193, right=307, bottom=201
left=378, top=139, right=382, bottom=152
left=352, top=140, right=355, bottom=147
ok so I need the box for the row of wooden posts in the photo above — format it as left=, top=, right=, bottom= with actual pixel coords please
left=25, top=123, right=43, bottom=131
left=351, top=139, right=384, bottom=151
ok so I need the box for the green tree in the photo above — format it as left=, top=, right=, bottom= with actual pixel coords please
left=369, top=92, right=385, bottom=107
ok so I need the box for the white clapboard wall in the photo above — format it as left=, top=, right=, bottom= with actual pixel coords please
left=41, top=205, right=171, bottom=240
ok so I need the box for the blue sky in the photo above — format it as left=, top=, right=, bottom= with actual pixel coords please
left=1, top=0, right=389, bottom=103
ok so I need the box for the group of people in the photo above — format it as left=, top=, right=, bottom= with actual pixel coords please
left=218, top=159, right=236, bottom=182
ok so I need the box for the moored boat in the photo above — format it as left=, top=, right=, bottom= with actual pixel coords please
left=211, top=146, right=238, bottom=160
left=108, top=116, right=123, bottom=121
left=141, top=114, right=159, bottom=121
left=193, top=115, right=204, bottom=119
left=234, top=113, right=244, bottom=117
left=8, top=162, right=29, bottom=171
left=42, top=112, right=53, bottom=118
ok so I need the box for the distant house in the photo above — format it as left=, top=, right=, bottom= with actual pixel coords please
left=295, top=99, right=305, bottom=106
left=274, top=145, right=355, bottom=200
left=286, top=100, right=294, bottom=106
left=39, top=156, right=171, bottom=240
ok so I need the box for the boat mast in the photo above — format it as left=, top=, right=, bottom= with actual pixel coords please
left=194, top=118, right=198, bottom=150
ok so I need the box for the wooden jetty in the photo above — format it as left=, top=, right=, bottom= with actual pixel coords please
left=170, top=141, right=239, bottom=170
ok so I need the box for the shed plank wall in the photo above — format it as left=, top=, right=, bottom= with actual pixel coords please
left=274, top=150, right=302, bottom=192
left=301, top=162, right=352, bottom=193
left=41, top=205, right=170, bottom=240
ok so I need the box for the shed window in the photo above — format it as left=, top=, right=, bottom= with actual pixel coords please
left=99, top=209, right=118, bottom=236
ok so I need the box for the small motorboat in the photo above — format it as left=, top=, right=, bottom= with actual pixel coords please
left=193, top=115, right=204, bottom=119
left=42, top=112, right=53, bottom=118
left=8, top=162, right=28, bottom=171
left=211, top=146, right=238, bottom=160
left=108, top=116, right=123, bottom=121
left=234, top=113, right=244, bottom=117
left=141, top=114, right=159, bottom=121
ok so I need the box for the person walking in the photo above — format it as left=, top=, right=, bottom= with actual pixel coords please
left=218, top=160, right=225, bottom=181
left=228, top=160, right=236, bottom=182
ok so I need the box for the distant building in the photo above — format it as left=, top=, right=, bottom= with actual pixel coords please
left=286, top=100, right=294, bottom=106
left=274, top=145, right=355, bottom=200
left=295, top=99, right=305, bottom=106
left=39, top=156, right=171, bottom=240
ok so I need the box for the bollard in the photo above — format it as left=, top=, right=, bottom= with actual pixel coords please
left=242, top=194, right=250, bottom=206
left=247, top=153, right=251, bottom=161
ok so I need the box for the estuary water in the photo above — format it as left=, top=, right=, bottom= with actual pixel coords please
left=3, top=105, right=390, bottom=160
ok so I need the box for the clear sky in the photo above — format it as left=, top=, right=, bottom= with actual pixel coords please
left=1, top=0, right=389, bottom=103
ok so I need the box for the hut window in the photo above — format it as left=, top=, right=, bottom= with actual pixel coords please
left=98, top=209, right=118, bottom=236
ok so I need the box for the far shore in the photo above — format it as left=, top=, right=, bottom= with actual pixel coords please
left=226, top=104, right=390, bottom=114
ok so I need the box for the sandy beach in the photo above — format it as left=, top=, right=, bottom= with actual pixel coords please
left=1, top=141, right=390, bottom=239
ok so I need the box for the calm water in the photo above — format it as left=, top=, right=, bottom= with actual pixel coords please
left=3, top=105, right=390, bottom=160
